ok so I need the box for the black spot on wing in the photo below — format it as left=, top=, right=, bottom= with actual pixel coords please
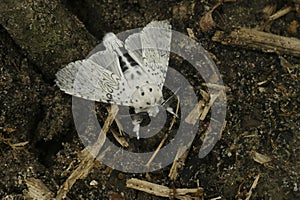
left=136, top=70, right=142, bottom=75
left=106, top=93, right=113, bottom=99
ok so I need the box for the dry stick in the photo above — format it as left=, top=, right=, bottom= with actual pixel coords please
left=245, top=175, right=260, bottom=200
left=169, top=90, right=211, bottom=180
left=202, top=83, right=229, bottom=91
left=210, top=197, right=222, bottom=200
left=111, top=128, right=129, bottom=148
left=173, top=90, right=226, bottom=179
left=268, top=6, right=292, bottom=21
left=126, top=178, right=203, bottom=200
left=55, top=105, right=119, bottom=200
left=168, top=144, right=191, bottom=180
left=279, top=56, right=298, bottom=79
left=145, top=96, right=180, bottom=168
left=185, top=89, right=210, bottom=125
left=145, top=133, right=169, bottom=168
left=168, top=97, right=193, bottom=180
left=212, top=28, right=300, bottom=57
left=110, top=117, right=130, bottom=147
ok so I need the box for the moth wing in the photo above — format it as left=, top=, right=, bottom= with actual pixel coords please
left=141, top=20, right=172, bottom=89
left=124, top=21, right=171, bottom=89
left=124, top=32, right=144, bottom=68
left=56, top=59, right=133, bottom=106
left=88, top=50, right=123, bottom=78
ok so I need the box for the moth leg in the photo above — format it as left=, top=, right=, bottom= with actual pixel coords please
left=147, top=106, right=160, bottom=117
left=166, top=106, right=178, bottom=118
left=132, top=118, right=141, bottom=139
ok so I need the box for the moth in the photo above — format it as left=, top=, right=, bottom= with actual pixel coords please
left=56, top=20, right=173, bottom=139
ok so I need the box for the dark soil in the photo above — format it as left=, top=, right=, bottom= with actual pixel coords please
left=0, top=0, right=299, bottom=199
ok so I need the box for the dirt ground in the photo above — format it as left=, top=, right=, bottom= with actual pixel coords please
left=0, top=0, right=299, bottom=199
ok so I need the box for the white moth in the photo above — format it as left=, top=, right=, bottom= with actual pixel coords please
left=56, top=20, right=172, bottom=139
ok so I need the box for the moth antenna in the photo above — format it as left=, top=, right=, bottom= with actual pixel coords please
left=160, top=87, right=180, bottom=117
left=161, top=87, right=180, bottom=106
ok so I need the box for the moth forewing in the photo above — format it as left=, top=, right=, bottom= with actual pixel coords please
left=55, top=20, right=172, bottom=139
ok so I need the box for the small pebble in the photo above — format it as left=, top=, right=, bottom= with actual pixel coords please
left=90, top=180, right=98, bottom=186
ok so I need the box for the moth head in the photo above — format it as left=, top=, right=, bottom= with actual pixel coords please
left=131, top=84, right=163, bottom=110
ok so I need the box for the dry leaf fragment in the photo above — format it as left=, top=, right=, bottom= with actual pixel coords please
left=199, top=0, right=236, bottom=32
left=24, top=178, right=53, bottom=200
left=250, top=150, right=272, bottom=164
left=287, top=20, right=299, bottom=34
left=108, top=191, right=125, bottom=200
left=199, top=2, right=221, bottom=32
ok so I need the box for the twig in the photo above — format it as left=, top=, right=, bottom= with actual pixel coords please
left=209, top=197, right=222, bottom=200
left=145, top=133, right=169, bottom=168
left=0, top=133, right=29, bottom=150
left=146, top=95, right=180, bottom=168
left=185, top=89, right=209, bottom=125
left=212, top=28, right=300, bottom=57
left=168, top=144, right=191, bottom=180
left=269, top=6, right=292, bottom=21
left=55, top=105, right=118, bottom=200
left=126, top=178, right=203, bottom=199
left=245, top=175, right=260, bottom=200
left=200, top=91, right=222, bottom=121
left=279, top=56, right=298, bottom=79
left=202, top=83, right=229, bottom=91
left=111, top=128, right=129, bottom=148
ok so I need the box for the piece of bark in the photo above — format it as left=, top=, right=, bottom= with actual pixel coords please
left=212, top=28, right=300, bottom=57
left=0, top=0, right=97, bottom=80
